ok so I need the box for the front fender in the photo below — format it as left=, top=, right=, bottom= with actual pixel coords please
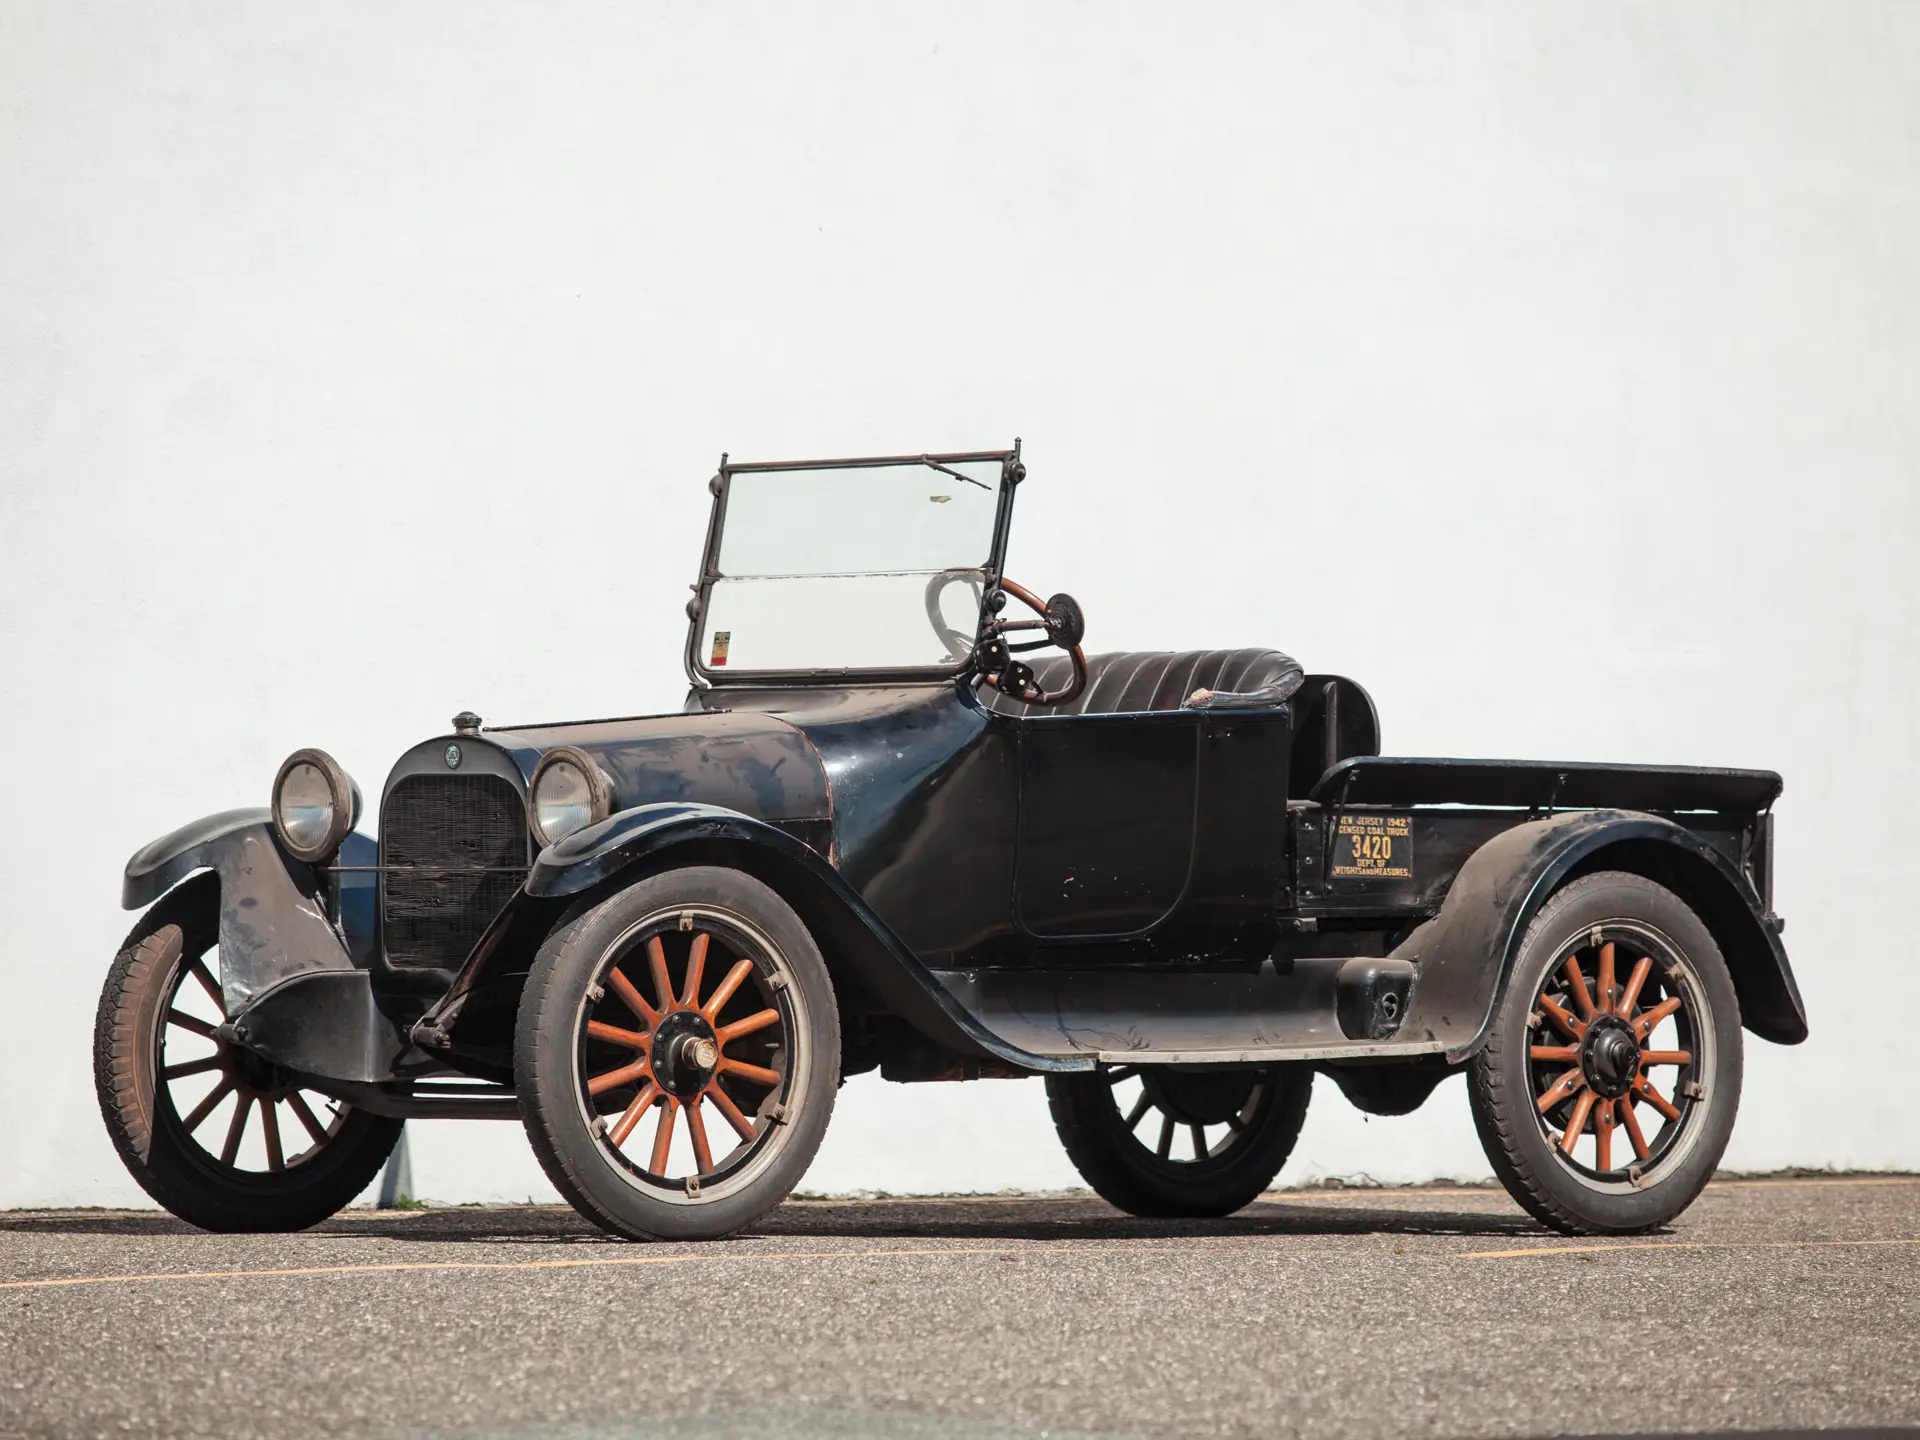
left=124, top=808, right=271, bottom=910
left=121, top=810, right=363, bottom=1016
left=1398, top=809, right=1806, bottom=1063
left=527, top=802, right=788, bottom=899
left=525, top=802, right=1090, bottom=1074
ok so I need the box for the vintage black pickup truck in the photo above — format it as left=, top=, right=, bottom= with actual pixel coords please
left=97, top=442, right=1804, bottom=1240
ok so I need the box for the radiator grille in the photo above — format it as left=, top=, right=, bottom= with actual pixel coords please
left=381, top=773, right=528, bottom=969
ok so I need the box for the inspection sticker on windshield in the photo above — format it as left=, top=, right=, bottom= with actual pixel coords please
left=710, top=631, right=731, bottom=667
left=1331, top=813, right=1413, bottom=881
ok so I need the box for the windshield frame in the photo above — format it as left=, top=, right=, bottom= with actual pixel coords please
left=683, top=443, right=1023, bottom=688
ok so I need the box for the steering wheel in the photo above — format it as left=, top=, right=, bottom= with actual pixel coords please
left=975, top=577, right=1089, bottom=707
left=924, top=568, right=986, bottom=663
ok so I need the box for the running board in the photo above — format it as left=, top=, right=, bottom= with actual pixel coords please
left=308, top=1078, right=520, bottom=1120
left=927, top=958, right=1444, bottom=1067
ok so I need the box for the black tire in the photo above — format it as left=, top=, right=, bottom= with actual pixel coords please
left=1468, top=870, right=1743, bottom=1236
left=515, top=866, right=839, bottom=1242
left=1047, top=1063, right=1313, bottom=1217
left=93, top=874, right=404, bottom=1232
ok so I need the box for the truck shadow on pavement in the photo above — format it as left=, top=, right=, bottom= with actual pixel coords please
left=0, top=1193, right=1548, bottom=1244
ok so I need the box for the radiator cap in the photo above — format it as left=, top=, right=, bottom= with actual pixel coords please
left=451, top=711, right=482, bottom=735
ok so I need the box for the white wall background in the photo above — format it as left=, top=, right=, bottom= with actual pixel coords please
left=3, top=2, right=1915, bottom=1208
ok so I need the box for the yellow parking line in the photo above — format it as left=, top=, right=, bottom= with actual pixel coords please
left=1463, top=1237, right=1920, bottom=1260
left=10, top=1228, right=1920, bottom=1289
left=1708, top=1175, right=1920, bottom=1189
left=1258, top=1187, right=1498, bottom=1201
left=0, top=1246, right=1026, bottom=1293
left=1260, top=1175, right=1920, bottom=1204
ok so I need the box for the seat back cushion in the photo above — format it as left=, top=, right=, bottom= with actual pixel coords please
left=980, top=648, right=1304, bottom=716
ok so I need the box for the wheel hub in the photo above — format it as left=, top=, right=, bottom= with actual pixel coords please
left=1146, top=1069, right=1260, bottom=1126
left=650, top=1011, right=720, bottom=1099
left=230, top=1043, right=295, bottom=1099
left=1581, top=1015, right=1641, bottom=1099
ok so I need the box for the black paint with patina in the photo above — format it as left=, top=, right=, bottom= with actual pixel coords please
left=116, top=442, right=1806, bottom=1115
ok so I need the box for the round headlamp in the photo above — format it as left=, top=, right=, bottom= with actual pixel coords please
left=528, top=747, right=613, bottom=848
left=271, top=748, right=357, bottom=863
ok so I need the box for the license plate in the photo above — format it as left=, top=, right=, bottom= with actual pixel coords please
left=1330, top=813, right=1413, bottom=882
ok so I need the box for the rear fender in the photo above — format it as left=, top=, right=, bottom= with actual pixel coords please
left=513, top=802, right=1090, bottom=1074
left=1398, top=809, right=1806, bottom=1063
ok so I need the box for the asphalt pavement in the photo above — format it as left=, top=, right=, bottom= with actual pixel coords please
left=2, top=1176, right=1916, bottom=1440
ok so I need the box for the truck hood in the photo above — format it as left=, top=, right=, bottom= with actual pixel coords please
left=484, top=711, right=832, bottom=827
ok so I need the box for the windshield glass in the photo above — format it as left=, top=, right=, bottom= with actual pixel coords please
left=695, top=458, right=1005, bottom=678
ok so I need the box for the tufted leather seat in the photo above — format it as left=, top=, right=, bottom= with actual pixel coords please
left=980, top=647, right=1305, bottom=716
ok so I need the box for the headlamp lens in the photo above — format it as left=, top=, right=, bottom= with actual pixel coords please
left=532, top=759, right=595, bottom=846
left=277, top=762, right=336, bottom=850
left=270, top=748, right=355, bottom=862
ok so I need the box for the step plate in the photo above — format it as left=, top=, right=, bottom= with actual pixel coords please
left=927, top=958, right=1446, bottom=1066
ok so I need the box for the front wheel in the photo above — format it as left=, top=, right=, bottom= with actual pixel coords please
left=1469, top=870, right=1743, bottom=1236
left=515, top=867, right=839, bottom=1241
left=1046, top=1063, right=1313, bottom=1217
left=94, top=873, right=404, bottom=1232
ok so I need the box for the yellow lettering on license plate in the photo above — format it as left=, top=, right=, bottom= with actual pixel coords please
left=1330, top=813, right=1413, bottom=881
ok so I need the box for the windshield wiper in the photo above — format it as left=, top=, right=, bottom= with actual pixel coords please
left=919, top=456, right=992, bottom=491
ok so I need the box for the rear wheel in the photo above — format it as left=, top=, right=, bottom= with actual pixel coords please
left=1469, top=870, right=1742, bottom=1235
left=93, top=874, right=404, bottom=1232
left=1046, top=1063, right=1313, bottom=1217
left=515, top=866, right=839, bottom=1241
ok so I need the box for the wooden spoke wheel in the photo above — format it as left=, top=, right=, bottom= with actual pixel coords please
left=1524, top=929, right=1706, bottom=1182
left=152, top=936, right=351, bottom=1175
left=1046, top=1063, right=1313, bottom=1217
left=1469, top=871, right=1743, bottom=1236
left=94, top=874, right=404, bottom=1232
left=579, top=914, right=791, bottom=1192
left=516, top=866, right=839, bottom=1242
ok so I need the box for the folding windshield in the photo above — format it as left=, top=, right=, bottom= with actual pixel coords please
left=688, top=449, right=1017, bottom=683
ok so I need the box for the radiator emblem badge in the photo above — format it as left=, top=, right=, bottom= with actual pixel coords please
left=444, top=744, right=463, bottom=770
